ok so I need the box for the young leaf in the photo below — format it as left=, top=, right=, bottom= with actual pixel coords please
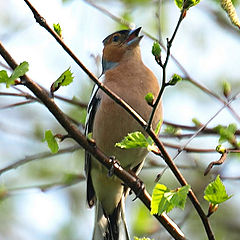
left=175, top=0, right=183, bottom=9
left=145, top=92, right=154, bottom=106
left=43, top=130, right=59, bottom=153
left=50, top=68, right=74, bottom=94
left=171, top=185, right=190, bottom=209
left=204, top=175, right=232, bottom=205
left=222, top=81, right=231, bottom=98
left=192, top=118, right=202, bottom=127
left=168, top=73, right=182, bottom=86
left=53, top=23, right=62, bottom=38
left=175, top=0, right=200, bottom=10
left=215, top=123, right=237, bottom=145
left=0, top=70, right=9, bottom=84
left=152, top=41, right=161, bottom=58
left=154, top=120, right=162, bottom=135
left=1, top=61, right=29, bottom=88
left=9, top=61, right=29, bottom=82
left=151, top=184, right=190, bottom=215
left=216, top=144, right=226, bottom=154
left=116, top=122, right=162, bottom=152
left=87, top=132, right=93, bottom=140
left=115, top=131, right=149, bottom=149
left=164, top=125, right=181, bottom=135
left=183, top=0, right=200, bottom=10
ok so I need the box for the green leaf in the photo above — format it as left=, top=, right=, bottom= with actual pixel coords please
left=115, top=131, right=149, bottom=149
left=168, top=73, right=182, bottom=86
left=154, top=120, right=162, bottom=135
left=116, top=122, right=162, bottom=151
left=51, top=68, right=74, bottom=94
left=151, top=184, right=190, bottom=215
left=171, top=185, right=190, bottom=209
left=9, top=61, right=29, bottom=87
left=53, top=23, right=62, bottom=38
left=0, top=70, right=9, bottom=84
left=1, top=61, right=29, bottom=88
left=164, top=125, right=181, bottom=135
left=152, top=41, right=161, bottom=57
left=175, top=0, right=184, bottom=9
left=175, top=0, right=200, bottom=10
left=215, top=123, right=237, bottom=144
left=222, top=81, right=231, bottom=98
left=216, top=144, right=226, bottom=154
left=204, top=175, right=232, bottom=205
left=192, top=118, right=202, bottom=127
left=43, top=130, right=59, bottom=153
left=145, top=92, right=154, bottom=106
left=183, top=0, right=200, bottom=9
left=87, top=132, right=93, bottom=140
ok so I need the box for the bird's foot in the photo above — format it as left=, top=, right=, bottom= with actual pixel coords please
left=108, top=156, right=120, bottom=177
left=132, top=177, right=145, bottom=201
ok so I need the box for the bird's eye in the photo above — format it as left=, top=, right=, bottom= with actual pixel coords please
left=112, top=35, right=120, bottom=42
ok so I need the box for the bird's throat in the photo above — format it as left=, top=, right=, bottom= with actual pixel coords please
left=102, top=59, right=119, bottom=73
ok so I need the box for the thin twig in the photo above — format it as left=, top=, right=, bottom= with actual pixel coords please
left=0, top=145, right=80, bottom=175
left=0, top=88, right=87, bottom=108
left=0, top=99, right=35, bottom=110
left=204, top=152, right=228, bottom=176
left=9, top=174, right=85, bottom=192
left=172, top=93, right=240, bottom=161
left=147, top=10, right=185, bottom=128
left=163, top=120, right=240, bottom=136
left=163, top=142, right=240, bottom=153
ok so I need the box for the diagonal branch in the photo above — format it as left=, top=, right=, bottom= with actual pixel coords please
left=0, top=40, right=185, bottom=240
left=21, top=1, right=215, bottom=239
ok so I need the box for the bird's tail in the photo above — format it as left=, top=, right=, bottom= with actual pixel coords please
left=92, top=196, right=130, bottom=240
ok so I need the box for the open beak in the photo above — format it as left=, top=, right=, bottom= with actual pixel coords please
left=126, top=27, right=143, bottom=46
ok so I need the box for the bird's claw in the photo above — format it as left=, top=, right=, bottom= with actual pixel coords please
left=108, top=156, right=120, bottom=177
left=132, top=178, right=145, bottom=201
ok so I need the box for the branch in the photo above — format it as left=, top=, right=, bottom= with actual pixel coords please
left=0, top=145, right=80, bottom=175
left=0, top=40, right=185, bottom=240
left=21, top=1, right=215, bottom=239
left=171, top=94, right=239, bottom=161
left=0, top=99, right=35, bottom=110
left=204, top=152, right=228, bottom=176
left=147, top=10, right=185, bottom=127
left=0, top=89, right=87, bottom=108
left=163, top=142, right=240, bottom=153
left=8, top=174, right=85, bottom=193
left=83, top=0, right=235, bottom=119
left=163, top=121, right=240, bottom=136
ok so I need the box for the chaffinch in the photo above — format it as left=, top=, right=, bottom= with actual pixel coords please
left=85, top=27, right=162, bottom=240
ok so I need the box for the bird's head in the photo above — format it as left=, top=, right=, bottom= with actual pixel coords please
left=102, top=27, right=143, bottom=73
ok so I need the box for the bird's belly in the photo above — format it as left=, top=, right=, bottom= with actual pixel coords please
left=93, top=97, right=148, bottom=169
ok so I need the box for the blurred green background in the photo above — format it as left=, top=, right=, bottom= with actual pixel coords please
left=0, top=0, right=240, bottom=239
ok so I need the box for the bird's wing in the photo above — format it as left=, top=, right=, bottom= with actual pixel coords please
left=85, top=76, right=104, bottom=207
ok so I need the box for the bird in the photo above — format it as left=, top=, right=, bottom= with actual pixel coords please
left=85, top=27, right=162, bottom=240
